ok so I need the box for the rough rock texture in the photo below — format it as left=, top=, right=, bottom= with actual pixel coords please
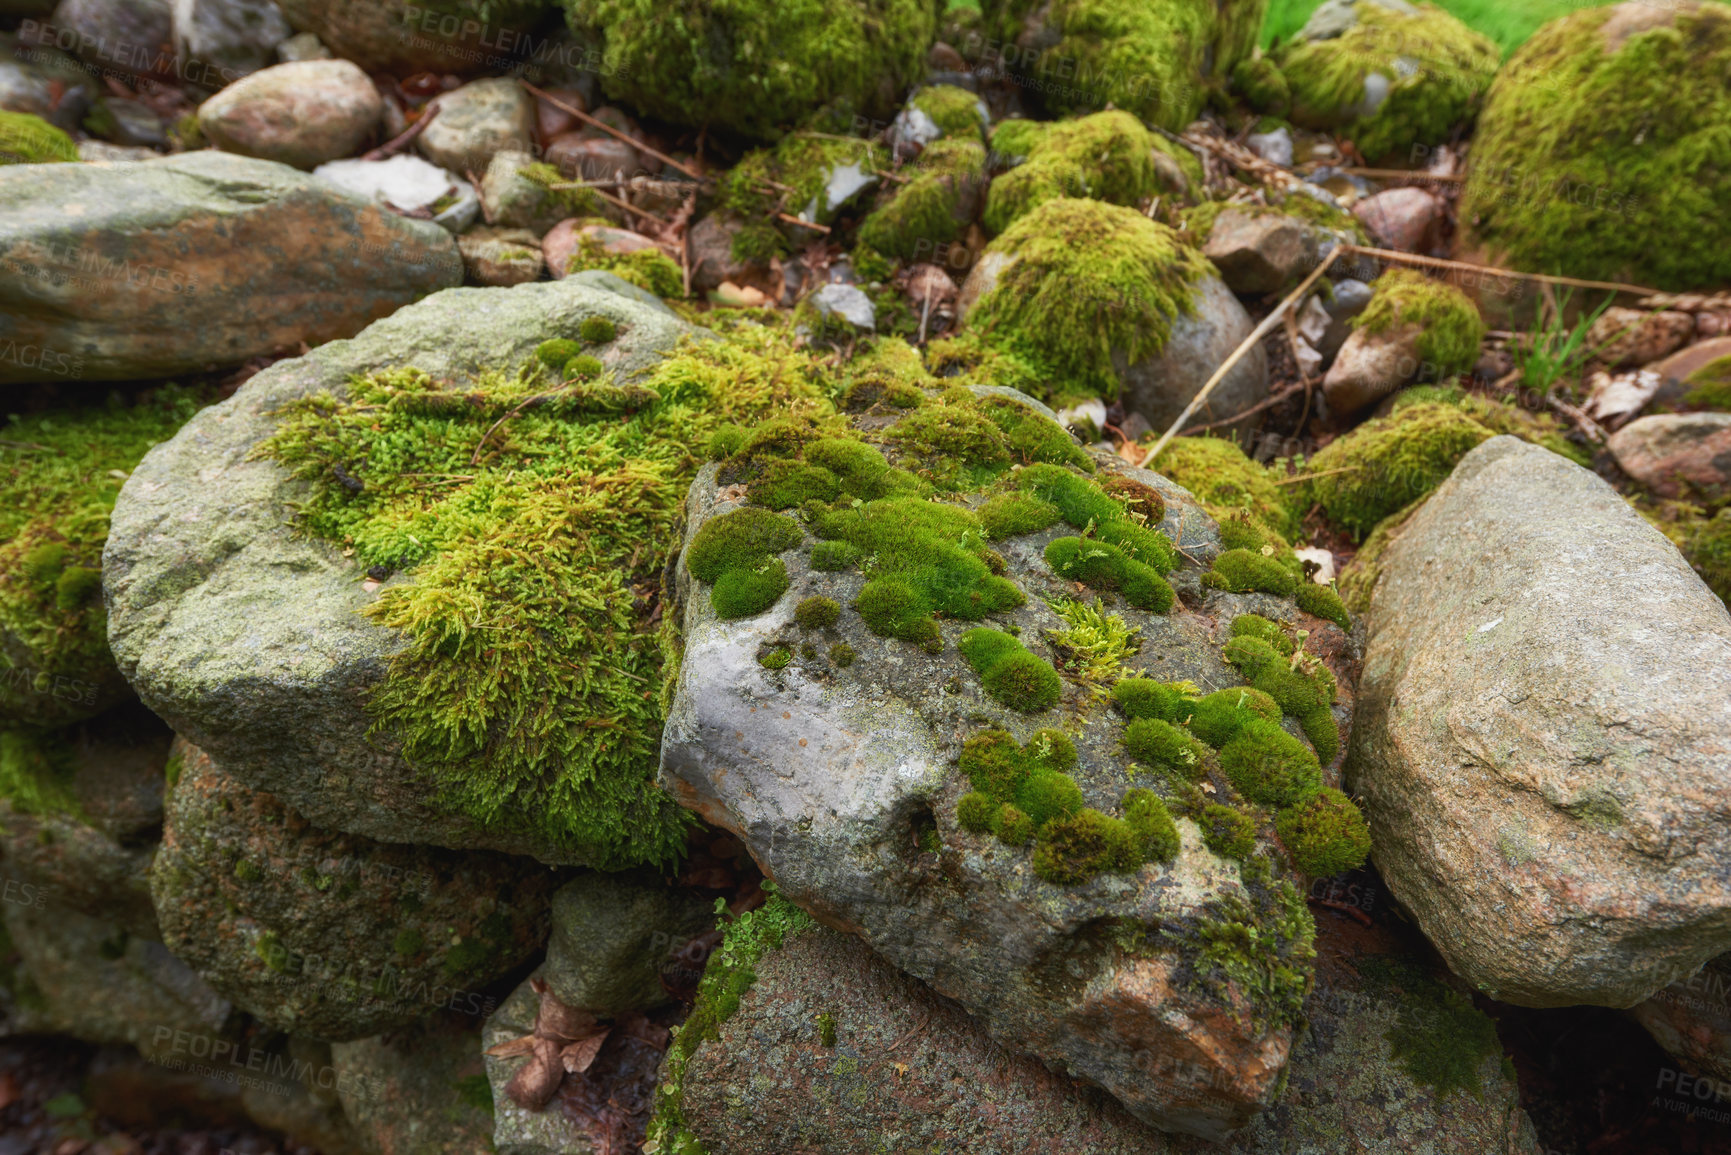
left=659, top=431, right=1355, bottom=1139
left=49, top=0, right=176, bottom=79
left=331, top=1011, right=496, bottom=1155
left=457, top=224, right=543, bottom=286
left=197, top=59, right=381, bottom=169
left=1588, top=306, right=1695, bottom=369
left=173, top=0, right=293, bottom=80
left=1608, top=412, right=1731, bottom=498
left=1649, top=336, right=1731, bottom=409
left=417, top=77, right=535, bottom=174
left=104, top=274, right=694, bottom=864
left=1323, top=322, right=1423, bottom=416
left=1628, top=951, right=1731, bottom=1083
left=687, top=212, right=768, bottom=294
left=482, top=968, right=588, bottom=1155
left=0, top=702, right=170, bottom=940
left=674, top=913, right=1539, bottom=1154
left=1352, top=187, right=1440, bottom=253
left=545, top=872, right=714, bottom=1013
left=480, top=148, right=573, bottom=233
left=1350, top=436, right=1731, bottom=1008
left=0, top=150, right=460, bottom=384
left=2, top=900, right=236, bottom=1063
left=150, top=740, right=553, bottom=1041
left=273, top=0, right=550, bottom=75
left=1200, top=207, right=1325, bottom=295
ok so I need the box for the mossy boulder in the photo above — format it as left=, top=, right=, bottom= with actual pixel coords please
left=662, top=371, right=1358, bottom=1137
left=104, top=274, right=713, bottom=869
left=1274, top=0, right=1499, bottom=162
left=855, top=137, right=987, bottom=260
left=1351, top=436, right=1731, bottom=1007
left=1321, top=269, right=1485, bottom=416
left=0, top=109, right=78, bottom=163
left=563, top=0, right=938, bottom=140
left=1, top=385, right=210, bottom=729
left=150, top=741, right=553, bottom=1041
left=662, top=910, right=1540, bottom=1154
left=1461, top=0, right=1731, bottom=290
left=958, top=197, right=1268, bottom=422
left=0, top=703, right=171, bottom=940
left=982, top=111, right=1196, bottom=235
left=981, top=0, right=1267, bottom=130
left=0, top=151, right=461, bottom=384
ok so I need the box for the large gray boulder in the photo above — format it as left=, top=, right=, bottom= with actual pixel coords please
left=1349, top=435, right=1731, bottom=1007
left=659, top=412, right=1354, bottom=1137
left=668, top=914, right=1539, bottom=1154
left=0, top=151, right=460, bottom=383
left=104, top=274, right=695, bottom=865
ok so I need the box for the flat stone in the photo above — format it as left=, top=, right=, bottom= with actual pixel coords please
left=1350, top=436, right=1731, bottom=1007
left=418, top=77, right=535, bottom=175
left=0, top=150, right=460, bottom=383
left=198, top=58, right=381, bottom=170
left=312, top=153, right=480, bottom=233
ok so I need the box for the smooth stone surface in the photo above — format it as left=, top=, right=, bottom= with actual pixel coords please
left=103, top=275, right=694, bottom=865
left=1349, top=436, right=1731, bottom=1007
left=273, top=0, right=549, bottom=75
left=0, top=150, right=460, bottom=383
left=1607, top=411, right=1731, bottom=498
left=544, top=873, right=714, bottom=1013
left=150, top=741, right=553, bottom=1041
left=197, top=58, right=381, bottom=169
left=1649, top=335, right=1731, bottom=409
left=312, top=153, right=479, bottom=233
left=1351, top=186, right=1439, bottom=253
left=1322, top=321, right=1423, bottom=416
left=417, top=76, right=535, bottom=174
left=480, top=148, right=570, bottom=234
left=1201, top=207, right=1324, bottom=295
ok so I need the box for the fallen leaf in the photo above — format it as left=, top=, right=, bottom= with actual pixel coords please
left=504, top=1037, right=564, bottom=1110
left=561, top=1030, right=610, bottom=1074
left=531, top=977, right=602, bottom=1044
left=484, top=1034, right=538, bottom=1059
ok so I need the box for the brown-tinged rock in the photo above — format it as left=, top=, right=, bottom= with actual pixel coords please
left=1648, top=335, right=1731, bottom=409
left=1322, top=321, right=1424, bottom=415
left=0, top=150, right=460, bottom=384
left=1351, top=186, right=1440, bottom=253
left=197, top=59, right=382, bottom=170
left=1350, top=436, right=1731, bottom=1008
left=1202, top=207, right=1323, bottom=294
left=457, top=225, right=543, bottom=286
left=1607, top=411, right=1731, bottom=498
left=1587, top=306, right=1695, bottom=368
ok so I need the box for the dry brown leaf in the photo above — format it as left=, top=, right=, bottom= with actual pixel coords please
left=504, top=1037, right=564, bottom=1110
left=532, top=977, right=603, bottom=1044
left=561, top=1030, right=611, bottom=1075
left=484, top=1034, right=538, bottom=1059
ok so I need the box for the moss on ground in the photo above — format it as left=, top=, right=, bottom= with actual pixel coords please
left=1357, top=953, right=1506, bottom=1099
left=1685, top=355, right=1731, bottom=411
left=910, top=84, right=988, bottom=141
left=1460, top=1, right=1731, bottom=289
left=1180, top=869, right=1315, bottom=1030
left=965, top=198, right=1212, bottom=406
left=982, top=111, right=1166, bottom=235
left=1, top=386, right=211, bottom=728
left=563, top=0, right=937, bottom=141
left=0, top=111, right=79, bottom=164
left=255, top=321, right=830, bottom=869
left=1352, top=270, right=1485, bottom=379
left=1277, top=2, right=1499, bottom=161
left=646, top=891, right=816, bottom=1155
left=1145, top=435, right=1303, bottom=541
left=559, top=236, right=685, bottom=298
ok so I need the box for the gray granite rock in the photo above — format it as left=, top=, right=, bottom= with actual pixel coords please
left=545, top=872, right=714, bottom=1013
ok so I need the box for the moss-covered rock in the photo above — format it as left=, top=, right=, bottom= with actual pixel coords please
left=1, top=386, right=210, bottom=729
left=982, top=111, right=1187, bottom=235
left=960, top=198, right=1266, bottom=421
left=1276, top=0, right=1499, bottom=162
left=329, top=1010, right=495, bottom=1155
left=982, top=0, right=1266, bottom=130
left=151, top=741, right=552, bottom=1041
left=721, top=129, right=889, bottom=260
left=856, top=137, right=987, bottom=260
left=563, top=0, right=937, bottom=140
left=0, top=110, right=78, bottom=164
left=1460, top=1, right=1731, bottom=289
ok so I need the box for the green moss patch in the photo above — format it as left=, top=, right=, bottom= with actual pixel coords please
left=1045, top=596, right=1141, bottom=686
left=255, top=322, right=830, bottom=869
left=1179, top=869, right=1315, bottom=1030
left=1277, top=3, right=1499, bottom=161
left=857, top=138, right=986, bottom=260
left=0, top=111, right=79, bottom=164
left=565, top=0, right=937, bottom=141
left=560, top=236, right=685, bottom=298
left=1357, top=954, right=1505, bottom=1099
left=1276, top=786, right=1370, bottom=877
left=1223, top=625, right=1339, bottom=763
left=688, top=508, right=803, bottom=620
left=1460, top=1, right=1731, bottom=289
left=1351, top=270, right=1485, bottom=379
left=964, top=198, right=1211, bottom=406
left=1685, top=355, right=1731, bottom=411
left=1302, top=402, right=1494, bottom=538
left=1, top=386, right=211, bottom=727
left=983, top=111, right=1165, bottom=234
left=958, top=628, right=1062, bottom=711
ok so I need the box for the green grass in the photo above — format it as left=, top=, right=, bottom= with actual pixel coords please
left=1261, top=0, right=1613, bottom=55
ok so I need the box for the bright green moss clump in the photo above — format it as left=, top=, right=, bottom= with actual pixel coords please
left=1113, top=676, right=1202, bottom=724
left=1460, top=1, right=1731, bottom=290
left=561, top=237, right=685, bottom=298
left=1685, top=356, right=1731, bottom=411
left=964, top=198, right=1211, bottom=406
left=982, top=111, right=1164, bottom=235
left=1277, top=787, right=1371, bottom=877
left=0, top=111, right=79, bottom=164
left=1033, top=806, right=1144, bottom=883
left=793, top=596, right=841, bottom=630
left=564, top=0, right=937, bottom=140
left=1219, top=719, right=1322, bottom=807
left=1045, top=538, right=1175, bottom=612
left=1122, top=717, right=1209, bottom=780
left=647, top=891, right=816, bottom=1153
left=1, top=386, right=210, bottom=728
left=1146, top=435, right=1301, bottom=541
left=1351, top=270, right=1485, bottom=380
left=0, top=728, right=81, bottom=819
left=1045, top=597, right=1141, bottom=686
left=1223, top=626, right=1339, bottom=764
left=856, top=138, right=986, bottom=260
left=1200, top=802, right=1257, bottom=860
left=580, top=316, right=618, bottom=344
left=1277, top=3, right=1499, bottom=161
left=688, top=508, right=803, bottom=620
left=1303, top=403, right=1495, bottom=538
left=957, top=629, right=1062, bottom=712
left=256, top=323, right=830, bottom=869
left=909, top=84, right=988, bottom=141
left=981, top=0, right=1217, bottom=130
left=1203, top=548, right=1298, bottom=597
